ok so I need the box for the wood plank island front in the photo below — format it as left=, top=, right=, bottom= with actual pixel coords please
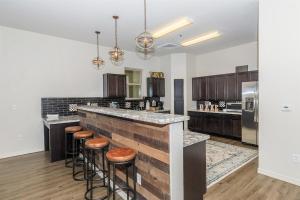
left=78, top=106, right=189, bottom=200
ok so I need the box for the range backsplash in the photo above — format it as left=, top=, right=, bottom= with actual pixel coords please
left=41, top=97, right=161, bottom=117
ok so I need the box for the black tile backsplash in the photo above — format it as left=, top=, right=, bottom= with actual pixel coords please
left=41, top=97, right=161, bottom=117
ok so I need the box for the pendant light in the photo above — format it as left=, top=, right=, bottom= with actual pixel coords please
left=109, top=16, right=124, bottom=65
left=135, top=0, right=155, bottom=58
left=92, top=31, right=105, bottom=69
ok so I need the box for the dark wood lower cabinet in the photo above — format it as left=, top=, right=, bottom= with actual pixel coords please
left=44, top=122, right=79, bottom=162
left=188, top=111, right=241, bottom=139
left=184, top=140, right=206, bottom=200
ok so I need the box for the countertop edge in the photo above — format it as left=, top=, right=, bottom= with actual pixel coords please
left=188, top=109, right=242, bottom=115
left=78, top=106, right=189, bottom=125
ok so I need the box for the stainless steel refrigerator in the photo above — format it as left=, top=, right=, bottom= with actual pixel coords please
left=242, top=81, right=259, bottom=145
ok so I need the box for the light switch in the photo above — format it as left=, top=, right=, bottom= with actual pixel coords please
left=281, top=105, right=291, bottom=112
left=11, top=104, right=17, bottom=111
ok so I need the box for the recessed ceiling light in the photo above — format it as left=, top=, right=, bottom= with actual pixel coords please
left=152, top=17, right=193, bottom=38
left=181, top=31, right=221, bottom=47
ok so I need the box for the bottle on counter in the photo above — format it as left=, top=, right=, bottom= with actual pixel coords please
left=152, top=100, right=156, bottom=107
left=146, top=100, right=150, bottom=110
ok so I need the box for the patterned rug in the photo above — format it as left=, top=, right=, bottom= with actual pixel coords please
left=206, top=140, right=258, bottom=187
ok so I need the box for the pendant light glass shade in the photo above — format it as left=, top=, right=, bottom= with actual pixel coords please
left=92, top=31, right=105, bottom=69
left=109, top=16, right=124, bottom=65
left=135, top=0, right=154, bottom=58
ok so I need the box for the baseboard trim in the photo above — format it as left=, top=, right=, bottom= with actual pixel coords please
left=0, top=149, right=44, bottom=159
left=258, top=168, right=300, bottom=186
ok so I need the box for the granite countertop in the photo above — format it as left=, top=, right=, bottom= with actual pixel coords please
left=188, top=109, right=242, bottom=115
left=184, top=131, right=210, bottom=147
left=43, top=115, right=80, bottom=128
left=78, top=106, right=189, bottom=125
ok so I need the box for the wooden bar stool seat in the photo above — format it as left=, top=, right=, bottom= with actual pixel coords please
left=74, top=130, right=95, bottom=139
left=64, top=126, right=82, bottom=168
left=65, top=126, right=82, bottom=133
left=106, top=147, right=136, bottom=163
left=85, top=137, right=109, bottom=149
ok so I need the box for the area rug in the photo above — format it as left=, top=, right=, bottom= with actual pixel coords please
left=206, top=140, right=258, bottom=187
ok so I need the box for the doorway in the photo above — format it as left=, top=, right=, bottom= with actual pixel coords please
left=174, top=79, right=184, bottom=115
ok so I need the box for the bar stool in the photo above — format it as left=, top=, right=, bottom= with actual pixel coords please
left=84, top=137, right=110, bottom=200
left=72, top=130, right=95, bottom=181
left=106, top=147, right=137, bottom=200
left=65, top=126, right=82, bottom=168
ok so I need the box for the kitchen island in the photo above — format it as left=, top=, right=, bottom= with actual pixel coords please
left=78, top=106, right=189, bottom=200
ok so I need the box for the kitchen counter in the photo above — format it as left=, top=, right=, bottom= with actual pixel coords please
left=43, top=115, right=80, bottom=128
left=184, top=131, right=210, bottom=147
left=188, top=109, right=242, bottom=115
left=78, top=106, right=189, bottom=125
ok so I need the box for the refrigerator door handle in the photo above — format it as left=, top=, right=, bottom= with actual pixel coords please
left=253, top=98, right=257, bottom=122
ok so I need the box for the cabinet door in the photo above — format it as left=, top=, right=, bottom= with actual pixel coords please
left=216, top=75, right=227, bottom=100
left=117, top=75, right=126, bottom=97
left=222, top=116, right=233, bottom=136
left=105, top=74, right=117, bottom=97
left=232, top=116, right=241, bottom=138
left=199, top=77, right=207, bottom=100
left=192, top=78, right=199, bottom=100
left=226, top=73, right=237, bottom=101
left=158, top=78, right=165, bottom=97
left=236, top=72, right=249, bottom=100
left=188, top=112, right=204, bottom=132
left=203, top=114, right=222, bottom=134
left=207, top=76, right=216, bottom=100
left=248, top=70, right=258, bottom=82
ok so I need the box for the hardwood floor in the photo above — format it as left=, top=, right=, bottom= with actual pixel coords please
left=0, top=137, right=299, bottom=200
left=0, top=152, right=119, bottom=200
left=205, top=136, right=300, bottom=200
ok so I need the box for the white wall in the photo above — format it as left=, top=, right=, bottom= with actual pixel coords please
left=159, top=55, right=171, bottom=109
left=0, top=26, right=160, bottom=158
left=258, top=0, right=300, bottom=186
left=159, top=54, right=189, bottom=129
left=195, top=42, right=258, bottom=76
left=186, top=54, right=197, bottom=110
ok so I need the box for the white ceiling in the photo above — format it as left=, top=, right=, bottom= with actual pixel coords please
left=0, top=0, right=258, bottom=55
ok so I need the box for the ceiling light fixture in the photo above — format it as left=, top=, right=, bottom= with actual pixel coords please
left=109, top=16, right=124, bottom=65
left=153, top=17, right=193, bottom=38
left=135, top=0, right=155, bottom=59
left=92, top=31, right=105, bottom=69
left=181, top=31, right=221, bottom=47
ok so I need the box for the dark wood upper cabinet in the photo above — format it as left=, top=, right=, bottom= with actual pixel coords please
left=103, top=73, right=126, bottom=98
left=207, top=76, right=216, bottom=100
left=236, top=72, right=249, bottom=100
left=216, top=75, right=227, bottom=100
left=248, top=70, right=258, bottom=82
left=117, top=74, right=126, bottom=97
left=191, top=70, right=258, bottom=101
left=199, top=77, right=207, bottom=100
left=192, top=78, right=199, bottom=101
left=147, top=77, right=165, bottom=97
left=226, top=73, right=237, bottom=101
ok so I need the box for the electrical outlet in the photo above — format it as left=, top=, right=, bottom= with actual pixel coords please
left=292, top=154, right=300, bottom=163
left=11, top=104, right=17, bottom=111
left=136, top=173, right=142, bottom=185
